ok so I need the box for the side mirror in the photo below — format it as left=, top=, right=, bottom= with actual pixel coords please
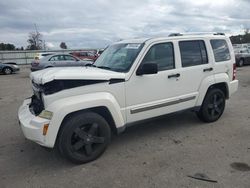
left=136, top=63, right=158, bottom=76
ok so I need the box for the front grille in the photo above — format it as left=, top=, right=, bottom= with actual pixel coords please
left=29, top=95, right=44, bottom=115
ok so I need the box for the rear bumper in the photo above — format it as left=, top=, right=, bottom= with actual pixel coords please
left=18, top=99, right=51, bottom=147
left=228, top=80, right=238, bottom=97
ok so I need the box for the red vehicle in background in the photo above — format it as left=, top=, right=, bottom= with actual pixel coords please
left=70, top=51, right=98, bottom=61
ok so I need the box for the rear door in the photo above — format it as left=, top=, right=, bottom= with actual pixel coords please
left=174, top=39, right=214, bottom=101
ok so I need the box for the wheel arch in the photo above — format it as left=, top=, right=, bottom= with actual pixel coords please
left=196, top=74, right=230, bottom=106
left=208, top=82, right=229, bottom=99
left=3, top=66, right=13, bottom=73
left=59, top=106, right=118, bottom=136
left=196, top=82, right=229, bottom=108
left=45, top=92, right=126, bottom=147
left=239, top=57, right=245, bottom=62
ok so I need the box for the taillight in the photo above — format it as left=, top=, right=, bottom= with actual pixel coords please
left=233, top=63, right=236, bottom=80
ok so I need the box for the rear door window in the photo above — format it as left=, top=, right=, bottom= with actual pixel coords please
left=179, top=40, right=208, bottom=67
left=210, top=39, right=231, bottom=62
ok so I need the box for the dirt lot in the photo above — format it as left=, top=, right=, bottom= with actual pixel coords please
left=0, top=66, right=250, bottom=188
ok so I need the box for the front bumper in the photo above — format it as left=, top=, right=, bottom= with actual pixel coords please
left=13, top=67, right=20, bottom=72
left=229, top=80, right=239, bottom=97
left=18, top=99, right=50, bottom=147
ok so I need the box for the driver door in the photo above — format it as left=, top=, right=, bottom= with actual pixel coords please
left=125, top=42, right=186, bottom=123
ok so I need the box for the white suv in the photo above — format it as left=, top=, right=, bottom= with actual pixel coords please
left=18, top=33, right=238, bottom=163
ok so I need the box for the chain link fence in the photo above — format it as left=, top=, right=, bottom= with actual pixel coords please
left=0, top=49, right=97, bottom=65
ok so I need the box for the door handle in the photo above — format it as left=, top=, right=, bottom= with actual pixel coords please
left=168, top=73, right=180, bottom=78
left=203, top=67, right=213, bottom=72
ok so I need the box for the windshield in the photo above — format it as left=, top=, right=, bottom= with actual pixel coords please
left=94, top=43, right=144, bottom=72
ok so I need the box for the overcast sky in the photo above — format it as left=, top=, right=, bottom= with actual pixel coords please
left=0, top=0, right=250, bottom=49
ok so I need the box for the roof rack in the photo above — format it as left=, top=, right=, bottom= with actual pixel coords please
left=168, top=32, right=225, bottom=37
left=168, top=33, right=183, bottom=37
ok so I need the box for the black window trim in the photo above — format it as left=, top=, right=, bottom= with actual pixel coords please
left=210, top=39, right=231, bottom=62
left=179, top=40, right=209, bottom=68
left=49, top=55, right=57, bottom=61
left=138, top=41, right=176, bottom=72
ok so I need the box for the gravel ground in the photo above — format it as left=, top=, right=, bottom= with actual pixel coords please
left=0, top=65, right=250, bottom=188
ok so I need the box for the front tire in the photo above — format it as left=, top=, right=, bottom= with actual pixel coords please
left=197, top=88, right=225, bottom=122
left=3, top=67, right=13, bottom=75
left=57, top=112, right=111, bottom=164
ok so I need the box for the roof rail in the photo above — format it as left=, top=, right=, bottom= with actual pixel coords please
left=213, top=32, right=225, bottom=36
left=168, top=33, right=183, bottom=37
left=168, top=32, right=225, bottom=37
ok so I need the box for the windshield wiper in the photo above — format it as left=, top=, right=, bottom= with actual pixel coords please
left=97, top=66, right=111, bottom=70
left=85, top=64, right=113, bottom=71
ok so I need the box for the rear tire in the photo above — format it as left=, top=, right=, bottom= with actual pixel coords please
left=57, top=112, right=111, bottom=164
left=196, top=88, right=225, bottom=122
left=238, top=59, right=244, bottom=67
left=3, top=67, right=13, bottom=75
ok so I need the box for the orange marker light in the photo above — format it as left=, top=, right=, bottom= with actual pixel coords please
left=43, top=124, right=49, bottom=135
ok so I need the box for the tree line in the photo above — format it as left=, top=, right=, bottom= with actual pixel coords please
left=0, top=31, right=67, bottom=51
left=230, top=29, right=250, bottom=44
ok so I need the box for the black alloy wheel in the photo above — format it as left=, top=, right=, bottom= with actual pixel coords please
left=3, top=67, right=12, bottom=75
left=58, top=112, right=111, bottom=164
left=197, top=88, right=225, bottom=122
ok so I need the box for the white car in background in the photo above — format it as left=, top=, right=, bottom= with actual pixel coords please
left=31, top=53, right=93, bottom=71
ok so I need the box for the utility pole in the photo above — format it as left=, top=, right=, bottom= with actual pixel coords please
left=34, top=23, right=38, bottom=35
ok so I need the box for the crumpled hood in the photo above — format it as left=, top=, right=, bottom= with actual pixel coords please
left=30, top=67, right=126, bottom=84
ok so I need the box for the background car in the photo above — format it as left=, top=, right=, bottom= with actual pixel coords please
left=70, top=51, right=98, bottom=61
left=31, top=53, right=93, bottom=71
left=235, top=49, right=250, bottom=67
left=34, top=52, right=55, bottom=60
left=0, top=62, right=20, bottom=75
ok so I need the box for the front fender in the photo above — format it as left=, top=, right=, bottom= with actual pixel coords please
left=45, top=92, right=125, bottom=147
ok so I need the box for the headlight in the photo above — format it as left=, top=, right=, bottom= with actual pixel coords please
left=38, top=110, right=53, bottom=120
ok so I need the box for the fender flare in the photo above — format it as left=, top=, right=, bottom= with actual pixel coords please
left=196, top=73, right=230, bottom=106
left=45, top=92, right=125, bottom=147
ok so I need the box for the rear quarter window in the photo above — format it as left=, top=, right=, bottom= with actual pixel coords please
left=210, top=39, right=231, bottom=62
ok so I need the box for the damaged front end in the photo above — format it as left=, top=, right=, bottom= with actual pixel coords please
left=29, top=95, right=44, bottom=116
left=29, top=79, right=112, bottom=115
